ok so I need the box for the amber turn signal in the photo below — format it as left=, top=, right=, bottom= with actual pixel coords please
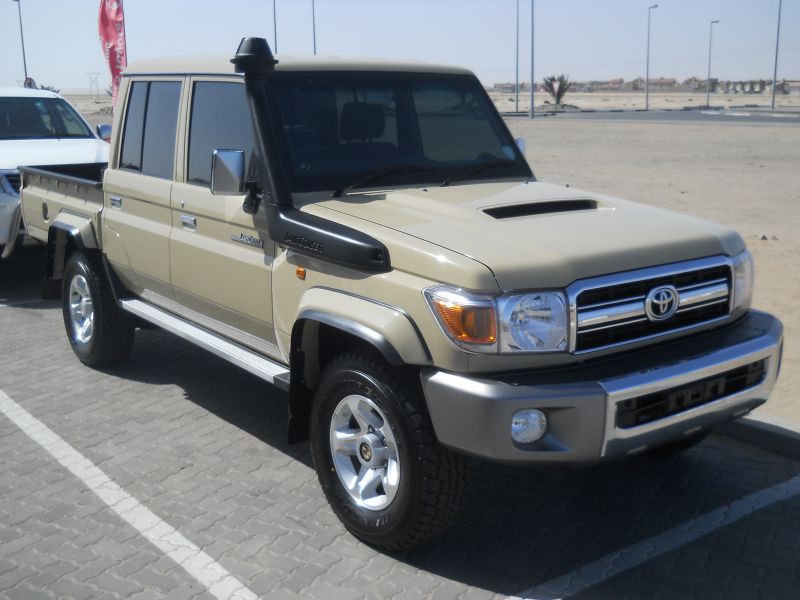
left=431, top=300, right=496, bottom=344
left=296, top=267, right=306, bottom=280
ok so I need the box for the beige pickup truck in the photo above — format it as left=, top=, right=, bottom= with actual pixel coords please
left=18, top=38, right=783, bottom=551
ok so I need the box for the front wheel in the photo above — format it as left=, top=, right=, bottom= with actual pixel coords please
left=310, top=350, right=467, bottom=552
left=62, top=251, right=134, bottom=367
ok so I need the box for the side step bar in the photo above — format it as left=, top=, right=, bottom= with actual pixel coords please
left=121, top=299, right=290, bottom=391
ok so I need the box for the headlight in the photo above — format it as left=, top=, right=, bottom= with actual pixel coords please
left=732, top=249, right=754, bottom=313
left=423, top=286, right=568, bottom=354
left=498, top=292, right=568, bottom=352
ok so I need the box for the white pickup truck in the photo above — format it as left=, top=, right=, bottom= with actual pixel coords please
left=0, top=87, right=109, bottom=257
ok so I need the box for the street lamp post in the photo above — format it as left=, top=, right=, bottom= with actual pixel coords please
left=645, top=4, right=658, bottom=111
left=12, top=0, right=28, bottom=80
left=771, top=0, right=783, bottom=110
left=706, top=19, right=720, bottom=108
left=515, top=0, right=520, bottom=113
left=273, top=0, right=278, bottom=53
left=529, top=0, right=534, bottom=119
left=311, top=0, right=317, bottom=55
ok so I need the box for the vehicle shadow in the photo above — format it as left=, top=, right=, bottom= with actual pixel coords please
left=0, top=243, right=51, bottom=306
left=112, top=328, right=800, bottom=598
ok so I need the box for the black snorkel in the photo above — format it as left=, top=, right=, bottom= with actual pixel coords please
left=232, top=37, right=391, bottom=273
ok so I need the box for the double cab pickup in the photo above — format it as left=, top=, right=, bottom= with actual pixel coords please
left=16, top=38, right=783, bottom=550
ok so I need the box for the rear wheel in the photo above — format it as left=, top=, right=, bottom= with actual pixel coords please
left=310, top=350, right=467, bottom=552
left=62, top=251, right=134, bottom=367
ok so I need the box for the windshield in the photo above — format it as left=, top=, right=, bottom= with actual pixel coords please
left=0, top=96, right=94, bottom=141
left=270, top=72, right=531, bottom=193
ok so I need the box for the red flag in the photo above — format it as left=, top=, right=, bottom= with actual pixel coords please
left=98, top=0, right=127, bottom=107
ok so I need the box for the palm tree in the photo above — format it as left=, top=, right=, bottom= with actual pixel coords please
left=542, top=75, right=573, bottom=105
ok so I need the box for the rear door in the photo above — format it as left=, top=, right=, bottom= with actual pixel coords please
left=103, top=78, right=183, bottom=300
left=169, top=78, right=278, bottom=356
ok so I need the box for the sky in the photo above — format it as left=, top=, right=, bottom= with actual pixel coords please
left=0, top=0, right=797, bottom=93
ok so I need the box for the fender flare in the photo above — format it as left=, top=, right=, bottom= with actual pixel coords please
left=286, top=287, right=431, bottom=442
left=42, top=212, right=101, bottom=299
left=49, top=211, right=99, bottom=251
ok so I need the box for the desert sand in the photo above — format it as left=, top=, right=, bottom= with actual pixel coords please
left=489, top=91, right=800, bottom=112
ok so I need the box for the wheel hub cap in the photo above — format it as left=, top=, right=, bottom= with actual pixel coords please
left=68, top=274, right=94, bottom=344
left=359, top=442, right=372, bottom=463
left=330, top=394, right=400, bottom=511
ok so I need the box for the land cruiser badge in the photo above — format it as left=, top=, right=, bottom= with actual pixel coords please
left=230, top=233, right=264, bottom=249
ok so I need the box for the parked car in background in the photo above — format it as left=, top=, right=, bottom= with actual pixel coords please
left=1, top=87, right=110, bottom=257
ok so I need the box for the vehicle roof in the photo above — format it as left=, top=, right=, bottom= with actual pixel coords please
left=124, top=55, right=473, bottom=77
left=0, top=87, right=60, bottom=99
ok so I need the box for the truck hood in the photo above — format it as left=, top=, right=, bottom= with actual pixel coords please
left=310, top=181, right=745, bottom=290
left=0, top=138, right=109, bottom=171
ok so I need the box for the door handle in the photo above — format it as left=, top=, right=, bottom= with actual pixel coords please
left=180, top=214, right=197, bottom=230
left=109, top=196, right=122, bottom=209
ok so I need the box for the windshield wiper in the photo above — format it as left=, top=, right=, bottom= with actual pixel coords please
left=441, top=159, right=520, bottom=187
left=332, top=164, right=434, bottom=198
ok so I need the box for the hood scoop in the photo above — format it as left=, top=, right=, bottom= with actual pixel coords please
left=484, top=199, right=597, bottom=219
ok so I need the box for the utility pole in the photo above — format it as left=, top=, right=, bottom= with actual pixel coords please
left=12, top=0, right=28, bottom=80
left=771, top=0, right=783, bottom=110
left=529, top=0, right=534, bottom=119
left=706, top=20, right=720, bottom=108
left=312, top=0, right=317, bottom=55
left=273, top=0, right=278, bottom=53
left=646, top=4, right=658, bottom=111
left=87, top=73, right=100, bottom=99
left=515, top=0, right=520, bottom=113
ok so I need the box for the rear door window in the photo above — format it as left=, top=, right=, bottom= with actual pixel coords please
left=119, top=80, right=182, bottom=179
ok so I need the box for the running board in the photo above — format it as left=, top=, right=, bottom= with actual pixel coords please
left=121, top=299, right=290, bottom=391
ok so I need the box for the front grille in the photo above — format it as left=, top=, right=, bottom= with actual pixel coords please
left=616, top=359, right=766, bottom=429
left=5, top=173, right=21, bottom=194
left=574, top=261, right=732, bottom=352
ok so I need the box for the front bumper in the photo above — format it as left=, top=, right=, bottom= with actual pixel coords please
left=421, top=310, right=783, bottom=463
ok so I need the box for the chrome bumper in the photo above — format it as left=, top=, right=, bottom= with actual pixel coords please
left=421, top=310, right=783, bottom=464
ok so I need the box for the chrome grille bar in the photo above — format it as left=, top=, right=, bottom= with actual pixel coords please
left=567, top=256, right=734, bottom=353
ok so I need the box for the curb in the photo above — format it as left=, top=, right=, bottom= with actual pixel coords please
left=716, top=417, right=800, bottom=461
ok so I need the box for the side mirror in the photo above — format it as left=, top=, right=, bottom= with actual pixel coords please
left=515, top=137, right=527, bottom=155
left=96, top=124, right=112, bottom=143
left=210, top=149, right=245, bottom=195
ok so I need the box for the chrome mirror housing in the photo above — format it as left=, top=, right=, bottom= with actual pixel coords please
left=210, top=149, right=245, bottom=196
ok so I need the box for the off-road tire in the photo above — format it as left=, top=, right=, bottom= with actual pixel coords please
left=310, top=350, right=467, bottom=552
left=62, top=251, right=134, bottom=367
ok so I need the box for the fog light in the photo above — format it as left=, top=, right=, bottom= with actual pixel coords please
left=511, top=409, right=548, bottom=444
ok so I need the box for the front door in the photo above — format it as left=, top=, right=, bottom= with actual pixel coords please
left=169, top=78, right=278, bottom=357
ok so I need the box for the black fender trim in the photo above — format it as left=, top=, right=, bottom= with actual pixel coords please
left=297, top=310, right=404, bottom=366
left=286, top=312, right=406, bottom=443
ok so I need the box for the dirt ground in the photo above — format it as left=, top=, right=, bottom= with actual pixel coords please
left=489, top=91, right=800, bottom=112
left=65, top=93, right=800, bottom=427
left=507, top=116, right=800, bottom=427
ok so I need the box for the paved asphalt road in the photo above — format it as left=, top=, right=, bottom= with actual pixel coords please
left=1, top=245, right=800, bottom=599
left=505, top=110, right=800, bottom=125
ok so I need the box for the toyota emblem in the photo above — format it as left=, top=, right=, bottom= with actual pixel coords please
left=645, top=285, right=679, bottom=321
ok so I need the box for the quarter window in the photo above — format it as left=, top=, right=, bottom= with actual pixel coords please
left=187, top=82, right=255, bottom=187
left=119, top=81, right=181, bottom=179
